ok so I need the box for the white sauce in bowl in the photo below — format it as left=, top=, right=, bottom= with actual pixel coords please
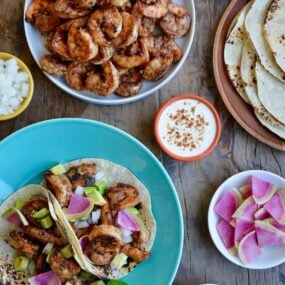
left=158, top=99, right=217, bottom=158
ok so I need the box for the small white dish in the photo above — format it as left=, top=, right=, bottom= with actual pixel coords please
left=208, top=170, right=285, bottom=269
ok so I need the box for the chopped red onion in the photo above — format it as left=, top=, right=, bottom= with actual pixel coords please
left=74, top=186, right=84, bottom=196
left=120, top=228, right=133, bottom=244
left=74, top=220, right=89, bottom=229
left=28, top=271, right=61, bottom=285
left=91, top=209, right=101, bottom=224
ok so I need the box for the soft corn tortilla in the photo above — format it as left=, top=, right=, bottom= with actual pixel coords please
left=0, top=185, right=80, bottom=284
left=256, top=61, right=285, bottom=125
left=224, top=1, right=252, bottom=103
left=47, top=158, right=156, bottom=280
left=264, top=0, right=285, bottom=73
left=241, top=39, right=285, bottom=139
left=245, top=0, right=285, bottom=82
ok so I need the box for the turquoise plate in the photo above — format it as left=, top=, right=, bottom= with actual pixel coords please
left=0, top=118, right=183, bottom=285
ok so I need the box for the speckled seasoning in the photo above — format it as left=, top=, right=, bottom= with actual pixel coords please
left=158, top=98, right=217, bottom=157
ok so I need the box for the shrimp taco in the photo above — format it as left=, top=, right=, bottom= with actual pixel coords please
left=0, top=184, right=94, bottom=284
left=43, top=158, right=156, bottom=280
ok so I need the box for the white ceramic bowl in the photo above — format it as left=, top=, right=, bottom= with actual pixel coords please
left=208, top=170, right=285, bottom=269
left=23, top=0, right=196, bottom=105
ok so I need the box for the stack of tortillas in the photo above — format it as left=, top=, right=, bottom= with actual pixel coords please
left=224, top=0, right=285, bottom=139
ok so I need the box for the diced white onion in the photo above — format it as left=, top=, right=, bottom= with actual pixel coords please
left=95, top=171, right=106, bottom=181
left=91, top=209, right=101, bottom=224
left=120, top=228, right=133, bottom=244
left=42, top=242, right=54, bottom=255
left=0, top=58, right=30, bottom=115
left=74, top=220, right=89, bottom=229
left=74, top=186, right=85, bottom=196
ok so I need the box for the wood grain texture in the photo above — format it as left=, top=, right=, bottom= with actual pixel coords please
left=1, top=0, right=285, bottom=284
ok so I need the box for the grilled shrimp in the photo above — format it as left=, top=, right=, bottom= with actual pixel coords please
left=86, top=61, right=119, bottom=96
left=106, top=183, right=140, bottom=211
left=54, top=0, right=91, bottom=19
left=132, top=2, right=155, bottom=37
left=91, top=45, right=114, bottom=65
left=40, top=54, right=69, bottom=76
left=88, top=7, right=122, bottom=46
left=131, top=229, right=149, bottom=248
left=35, top=254, right=46, bottom=274
left=66, top=163, right=96, bottom=189
left=143, top=35, right=183, bottom=62
left=160, top=3, right=190, bottom=38
left=7, top=231, right=39, bottom=258
left=140, top=0, right=157, bottom=4
left=25, top=0, right=61, bottom=33
left=50, top=250, right=81, bottom=281
left=67, top=21, right=98, bottom=61
left=45, top=172, right=73, bottom=207
left=51, top=17, right=87, bottom=61
left=24, top=226, right=65, bottom=246
left=73, top=225, right=93, bottom=238
left=143, top=53, right=173, bottom=81
left=100, top=201, right=113, bottom=225
left=116, top=68, right=143, bottom=97
left=85, top=225, right=121, bottom=265
left=113, top=12, right=138, bottom=48
left=70, top=0, right=97, bottom=8
left=66, top=61, right=96, bottom=90
left=138, top=16, right=155, bottom=37
left=138, top=0, right=168, bottom=19
left=21, top=195, right=48, bottom=227
left=121, top=244, right=149, bottom=263
left=112, top=39, right=149, bottom=69
left=110, top=0, right=129, bottom=7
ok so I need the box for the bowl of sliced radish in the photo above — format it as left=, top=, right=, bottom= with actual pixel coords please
left=208, top=170, right=285, bottom=269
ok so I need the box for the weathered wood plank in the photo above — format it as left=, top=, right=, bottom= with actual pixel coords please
left=1, top=1, right=285, bottom=285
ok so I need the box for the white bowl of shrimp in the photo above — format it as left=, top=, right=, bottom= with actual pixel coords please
left=23, top=0, right=196, bottom=105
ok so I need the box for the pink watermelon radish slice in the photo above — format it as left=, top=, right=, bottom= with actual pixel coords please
left=254, top=207, right=271, bottom=220
left=252, top=176, right=277, bottom=205
left=214, top=188, right=243, bottom=223
left=263, top=218, right=285, bottom=232
left=216, top=219, right=235, bottom=252
left=66, top=194, right=94, bottom=221
left=264, top=190, right=285, bottom=224
left=239, top=184, right=252, bottom=199
left=5, top=211, right=21, bottom=226
left=255, top=220, right=285, bottom=247
left=238, top=231, right=262, bottom=264
left=232, top=196, right=258, bottom=222
left=234, top=219, right=254, bottom=247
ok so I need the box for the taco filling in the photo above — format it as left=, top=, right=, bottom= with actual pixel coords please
left=43, top=159, right=156, bottom=280
left=0, top=185, right=116, bottom=285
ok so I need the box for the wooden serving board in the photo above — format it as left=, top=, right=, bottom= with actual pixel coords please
left=213, top=0, right=285, bottom=151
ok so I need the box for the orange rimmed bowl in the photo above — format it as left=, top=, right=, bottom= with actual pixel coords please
left=0, top=52, right=34, bottom=121
left=154, top=94, right=221, bottom=162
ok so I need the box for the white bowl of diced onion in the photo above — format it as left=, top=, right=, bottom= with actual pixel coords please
left=0, top=52, right=34, bottom=120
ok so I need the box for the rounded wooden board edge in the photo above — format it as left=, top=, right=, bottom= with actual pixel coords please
left=213, top=0, right=285, bottom=151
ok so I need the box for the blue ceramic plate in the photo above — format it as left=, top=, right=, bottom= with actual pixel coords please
left=0, top=118, right=183, bottom=285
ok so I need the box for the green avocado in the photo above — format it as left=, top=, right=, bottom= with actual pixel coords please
left=50, top=164, right=66, bottom=175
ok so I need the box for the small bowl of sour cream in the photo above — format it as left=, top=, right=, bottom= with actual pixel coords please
left=154, top=94, right=221, bottom=162
left=0, top=52, right=34, bottom=121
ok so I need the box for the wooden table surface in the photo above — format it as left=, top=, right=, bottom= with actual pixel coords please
left=1, top=0, right=285, bottom=284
